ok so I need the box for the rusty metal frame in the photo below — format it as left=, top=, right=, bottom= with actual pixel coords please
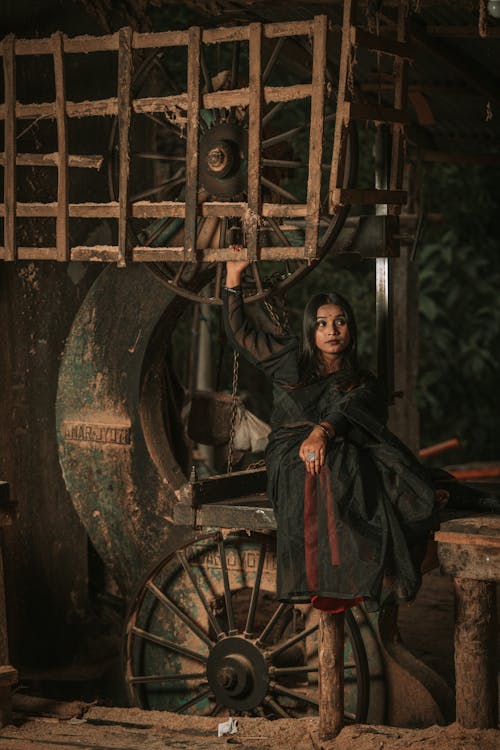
left=0, top=17, right=330, bottom=264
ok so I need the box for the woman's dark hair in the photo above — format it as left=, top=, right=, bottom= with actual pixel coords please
left=298, top=291, right=358, bottom=382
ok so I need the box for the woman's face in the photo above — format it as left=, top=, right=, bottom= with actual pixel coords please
left=314, top=304, right=351, bottom=363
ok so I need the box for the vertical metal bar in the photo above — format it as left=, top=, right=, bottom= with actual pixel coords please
left=375, top=125, right=394, bottom=399
left=52, top=31, right=69, bottom=261
left=185, top=26, right=201, bottom=262
left=305, top=15, right=327, bottom=259
left=328, top=0, right=356, bottom=212
left=117, top=27, right=133, bottom=267
left=217, top=535, right=237, bottom=635
left=3, top=35, right=16, bottom=261
left=247, top=22, right=262, bottom=261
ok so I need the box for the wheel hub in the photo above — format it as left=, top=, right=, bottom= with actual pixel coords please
left=206, top=636, right=269, bottom=710
left=199, top=123, right=247, bottom=199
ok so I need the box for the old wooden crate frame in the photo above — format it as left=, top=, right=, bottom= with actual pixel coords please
left=0, top=17, right=331, bottom=265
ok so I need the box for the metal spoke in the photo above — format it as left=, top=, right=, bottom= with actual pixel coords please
left=262, top=123, right=309, bottom=150
left=251, top=263, right=264, bottom=294
left=173, top=262, right=187, bottom=284
left=143, top=217, right=173, bottom=247
left=131, top=626, right=207, bottom=663
left=244, top=541, right=266, bottom=637
left=209, top=702, right=224, bottom=717
left=270, top=682, right=319, bottom=708
left=215, top=262, right=224, bottom=301
left=262, top=100, right=286, bottom=127
left=263, top=36, right=286, bottom=84
left=174, top=685, right=213, bottom=713
left=268, top=623, right=319, bottom=660
left=261, top=176, right=301, bottom=204
left=130, top=672, right=205, bottom=684
left=263, top=158, right=307, bottom=169
left=229, top=41, right=241, bottom=122
left=255, top=603, right=290, bottom=647
left=177, top=551, right=225, bottom=638
left=146, top=581, right=214, bottom=648
left=134, top=152, right=186, bottom=162
left=262, top=696, right=292, bottom=719
left=266, top=217, right=291, bottom=246
left=130, top=175, right=185, bottom=202
left=269, top=665, right=318, bottom=676
left=217, top=536, right=236, bottom=634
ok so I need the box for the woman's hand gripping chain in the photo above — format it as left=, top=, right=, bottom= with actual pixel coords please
left=299, top=424, right=333, bottom=477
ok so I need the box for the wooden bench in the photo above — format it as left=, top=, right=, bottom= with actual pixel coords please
left=435, top=514, right=499, bottom=729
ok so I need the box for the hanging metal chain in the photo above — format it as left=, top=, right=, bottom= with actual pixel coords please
left=263, top=296, right=289, bottom=335
left=226, top=349, right=240, bottom=474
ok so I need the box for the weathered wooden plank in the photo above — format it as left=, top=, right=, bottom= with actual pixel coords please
left=354, top=28, right=414, bottom=59
left=6, top=33, right=119, bottom=55
left=132, top=245, right=306, bottom=262
left=435, top=532, right=500, bottom=548
left=304, top=15, right=327, bottom=259
left=331, top=188, right=407, bottom=207
left=2, top=35, right=16, bottom=261
left=246, top=22, right=263, bottom=260
left=389, top=3, right=409, bottom=215
left=319, top=611, right=344, bottom=740
left=263, top=20, right=314, bottom=38
left=117, top=27, right=133, bottom=267
left=328, top=0, right=356, bottom=212
left=184, top=26, right=201, bottom=262
left=70, top=245, right=119, bottom=261
left=132, top=29, right=189, bottom=49
left=0, top=85, right=313, bottom=122
left=17, top=247, right=58, bottom=260
left=0, top=153, right=103, bottom=169
left=173, top=500, right=277, bottom=531
left=347, top=101, right=409, bottom=125
left=52, top=31, right=69, bottom=261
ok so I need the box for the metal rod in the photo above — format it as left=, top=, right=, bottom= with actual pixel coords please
left=256, top=603, right=289, bottom=646
left=177, top=551, right=225, bottom=637
left=244, top=541, right=267, bottom=637
left=269, top=623, right=319, bottom=659
left=146, top=581, right=213, bottom=648
left=131, top=626, right=207, bottom=663
left=217, top=536, right=237, bottom=635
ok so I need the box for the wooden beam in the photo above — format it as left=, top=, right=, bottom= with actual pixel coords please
left=184, top=26, right=201, bottom=262
left=117, top=27, right=133, bottom=267
left=2, top=35, right=16, bottom=261
left=319, top=611, right=344, bottom=740
left=0, top=153, right=103, bottom=169
left=329, top=0, right=356, bottom=212
left=383, top=11, right=500, bottom=109
left=52, top=31, right=69, bottom=261
left=246, top=22, right=263, bottom=261
left=389, top=3, right=409, bottom=215
left=305, top=15, right=327, bottom=259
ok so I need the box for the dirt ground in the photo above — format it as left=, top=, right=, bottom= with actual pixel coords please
left=1, top=704, right=499, bottom=750
left=2, top=567, right=498, bottom=750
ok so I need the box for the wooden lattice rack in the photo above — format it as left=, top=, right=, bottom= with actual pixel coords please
left=0, top=17, right=333, bottom=265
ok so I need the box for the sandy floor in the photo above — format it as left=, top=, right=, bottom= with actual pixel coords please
left=1, top=704, right=499, bottom=750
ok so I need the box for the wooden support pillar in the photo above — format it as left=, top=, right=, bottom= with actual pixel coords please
left=2, top=35, right=16, bottom=261
left=185, top=26, right=201, bottom=262
left=319, top=610, right=344, bottom=740
left=247, top=22, right=262, bottom=261
left=117, top=27, right=133, bottom=267
left=454, top=577, right=498, bottom=729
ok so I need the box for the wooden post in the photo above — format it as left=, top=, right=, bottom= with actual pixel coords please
left=185, top=26, right=201, bottom=262
left=454, top=577, right=498, bottom=729
left=3, top=34, right=16, bottom=261
left=52, top=31, right=69, bottom=261
left=319, top=610, right=344, bottom=740
left=389, top=2, right=409, bottom=215
left=117, top=27, right=133, bottom=267
left=305, top=15, right=327, bottom=258
left=246, top=22, right=262, bottom=261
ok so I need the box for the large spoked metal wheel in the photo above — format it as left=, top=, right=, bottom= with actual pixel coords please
left=124, top=532, right=370, bottom=720
left=108, top=31, right=358, bottom=305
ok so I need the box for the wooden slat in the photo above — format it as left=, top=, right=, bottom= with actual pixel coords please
left=0, top=98, right=118, bottom=119
left=3, top=34, right=16, bottom=260
left=246, top=22, right=262, bottom=260
left=5, top=33, right=119, bottom=55
left=263, top=20, right=314, bottom=39
left=52, top=31, right=69, bottom=261
left=0, top=153, right=103, bottom=169
left=117, top=27, right=133, bottom=267
left=328, top=1, right=356, bottom=212
left=354, top=28, right=414, bottom=59
left=304, top=16, right=327, bottom=259
left=184, top=26, right=201, bottom=262
left=71, top=246, right=120, bottom=261
left=435, top=532, right=500, bottom=549
left=331, top=188, right=407, bottom=207
left=17, top=247, right=58, bottom=260
left=347, top=101, right=409, bottom=124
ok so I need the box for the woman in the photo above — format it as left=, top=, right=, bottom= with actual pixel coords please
left=223, top=260, right=439, bottom=613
